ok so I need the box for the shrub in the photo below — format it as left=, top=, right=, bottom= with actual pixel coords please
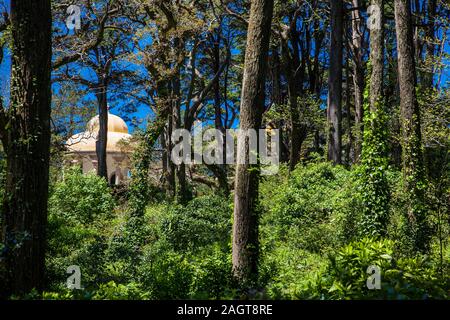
left=300, top=238, right=449, bottom=300
left=49, top=166, right=115, bottom=225
left=46, top=167, right=116, bottom=290
left=260, top=162, right=362, bottom=253
left=137, top=247, right=194, bottom=299
left=157, top=195, right=232, bottom=252
left=190, top=246, right=234, bottom=299
left=91, top=281, right=151, bottom=300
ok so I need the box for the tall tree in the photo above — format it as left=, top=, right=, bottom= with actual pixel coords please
left=423, top=0, right=437, bottom=88
left=232, top=0, right=273, bottom=286
left=394, top=0, right=429, bottom=252
left=327, top=0, right=343, bottom=164
left=350, top=0, right=365, bottom=162
left=360, top=0, right=390, bottom=237
left=279, top=7, right=306, bottom=171
left=0, top=0, right=52, bottom=296
left=369, top=0, right=384, bottom=114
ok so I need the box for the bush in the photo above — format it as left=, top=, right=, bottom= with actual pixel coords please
left=190, top=246, right=234, bottom=299
left=300, top=238, right=449, bottom=299
left=260, top=162, right=363, bottom=253
left=49, top=166, right=115, bottom=225
left=102, top=195, right=233, bottom=299
left=46, top=167, right=116, bottom=290
left=91, top=281, right=150, bottom=300
left=157, top=195, right=232, bottom=252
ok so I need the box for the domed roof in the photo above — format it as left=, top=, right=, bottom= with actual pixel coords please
left=66, top=113, right=132, bottom=153
left=87, top=113, right=129, bottom=134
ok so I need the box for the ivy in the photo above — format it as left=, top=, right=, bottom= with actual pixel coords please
left=358, top=74, right=390, bottom=238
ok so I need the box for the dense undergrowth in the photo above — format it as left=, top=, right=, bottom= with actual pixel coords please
left=36, top=163, right=449, bottom=300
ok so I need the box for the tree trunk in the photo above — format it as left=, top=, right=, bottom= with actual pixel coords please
left=285, top=66, right=302, bottom=171
left=344, top=60, right=354, bottom=164
left=232, top=0, right=273, bottom=286
left=327, top=0, right=343, bottom=164
left=0, top=0, right=52, bottom=297
left=361, top=0, right=390, bottom=237
left=351, top=0, right=364, bottom=162
left=162, top=125, right=175, bottom=198
left=280, top=26, right=304, bottom=171
left=212, top=31, right=229, bottom=197
left=369, top=0, right=384, bottom=113
left=173, top=74, right=191, bottom=204
left=96, top=82, right=108, bottom=180
left=424, top=0, right=437, bottom=88
left=394, top=0, right=429, bottom=252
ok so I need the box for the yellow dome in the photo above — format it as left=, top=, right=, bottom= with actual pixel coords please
left=87, top=113, right=129, bottom=134
left=66, top=113, right=132, bottom=153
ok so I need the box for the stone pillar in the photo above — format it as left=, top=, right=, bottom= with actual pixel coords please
left=115, top=166, right=122, bottom=185
left=112, top=154, right=125, bottom=185
left=89, top=154, right=98, bottom=173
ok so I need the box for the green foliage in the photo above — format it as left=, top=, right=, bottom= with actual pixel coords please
left=100, top=194, right=234, bottom=299
left=359, top=87, right=390, bottom=237
left=40, top=161, right=448, bottom=300
left=91, top=281, right=151, bottom=300
left=49, top=166, right=115, bottom=225
left=260, top=162, right=363, bottom=253
left=46, top=167, right=115, bottom=289
left=300, top=238, right=449, bottom=300
left=260, top=245, right=327, bottom=299
left=158, top=195, right=232, bottom=252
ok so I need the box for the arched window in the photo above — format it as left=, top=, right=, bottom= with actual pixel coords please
left=110, top=173, right=116, bottom=185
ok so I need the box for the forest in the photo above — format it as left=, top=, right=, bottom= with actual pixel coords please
left=0, top=0, right=449, bottom=300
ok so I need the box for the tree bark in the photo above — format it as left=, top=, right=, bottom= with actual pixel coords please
left=162, top=124, right=175, bottom=198
left=394, top=0, right=428, bottom=252
left=232, top=0, right=273, bottom=286
left=212, top=29, right=229, bottom=197
left=327, top=0, right=343, bottom=164
left=424, top=0, right=437, bottom=88
left=369, top=0, right=384, bottom=113
left=0, top=0, right=52, bottom=297
left=281, top=47, right=302, bottom=170
left=172, top=51, right=191, bottom=204
left=345, top=60, right=354, bottom=164
left=351, top=0, right=364, bottom=162
left=96, top=81, right=108, bottom=180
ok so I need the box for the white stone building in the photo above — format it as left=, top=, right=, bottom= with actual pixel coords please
left=66, top=113, right=133, bottom=185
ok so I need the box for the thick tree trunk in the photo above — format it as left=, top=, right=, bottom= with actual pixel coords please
left=327, top=0, right=343, bottom=164
left=351, top=0, right=364, bottom=162
left=394, top=0, right=429, bottom=252
left=0, top=0, right=52, bottom=297
left=270, top=47, right=283, bottom=106
left=232, top=0, right=273, bottom=286
left=369, top=0, right=384, bottom=113
left=212, top=31, right=229, bottom=197
left=96, top=82, right=108, bottom=180
left=173, top=79, right=191, bottom=204
left=286, top=78, right=302, bottom=171
left=162, top=125, right=175, bottom=198
left=361, top=0, right=390, bottom=237
left=345, top=61, right=354, bottom=164
left=280, top=29, right=304, bottom=171
left=424, top=0, right=437, bottom=88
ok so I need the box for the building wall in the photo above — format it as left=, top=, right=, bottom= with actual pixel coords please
left=70, top=152, right=131, bottom=185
